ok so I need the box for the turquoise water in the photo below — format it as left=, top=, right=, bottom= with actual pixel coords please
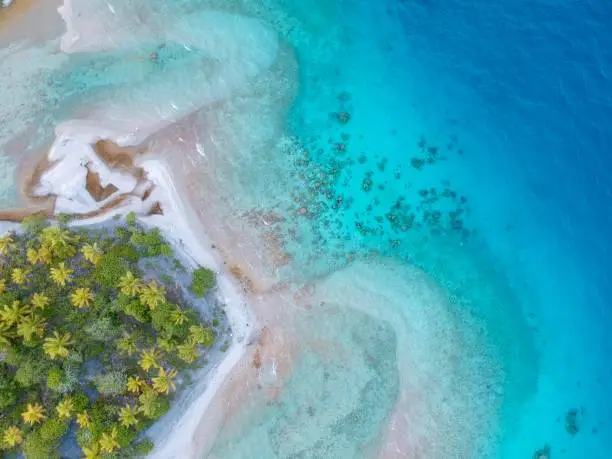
left=1, top=0, right=611, bottom=457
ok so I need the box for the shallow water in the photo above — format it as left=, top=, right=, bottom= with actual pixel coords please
left=1, top=0, right=611, bottom=457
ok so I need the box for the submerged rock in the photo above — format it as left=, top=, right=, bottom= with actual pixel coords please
left=332, top=111, right=351, bottom=124
left=533, top=444, right=551, bottom=459
left=565, top=408, right=581, bottom=435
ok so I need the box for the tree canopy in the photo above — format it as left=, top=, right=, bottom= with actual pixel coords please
left=0, top=217, right=223, bottom=458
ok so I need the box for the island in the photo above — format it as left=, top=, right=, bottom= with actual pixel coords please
left=0, top=213, right=229, bottom=458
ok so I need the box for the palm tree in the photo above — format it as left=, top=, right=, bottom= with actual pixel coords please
left=43, top=331, right=74, bottom=359
left=50, top=262, right=73, bottom=286
left=152, top=367, right=178, bottom=394
left=0, top=301, right=24, bottom=327
left=117, top=333, right=137, bottom=357
left=118, top=271, right=142, bottom=297
left=157, top=335, right=177, bottom=353
left=0, top=233, right=14, bottom=255
left=81, top=243, right=102, bottom=265
left=118, top=404, right=139, bottom=428
left=188, top=324, right=214, bottom=347
left=138, top=348, right=161, bottom=372
left=26, top=247, right=40, bottom=265
left=139, top=281, right=165, bottom=310
left=2, top=426, right=23, bottom=447
left=56, top=398, right=74, bottom=419
left=38, top=246, right=52, bottom=265
left=11, top=268, right=28, bottom=286
left=17, top=314, right=46, bottom=342
left=82, top=442, right=101, bottom=459
left=76, top=410, right=92, bottom=429
left=31, top=293, right=50, bottom=310
left=126, top=375, right=144, bottom=394
left=170, top=307, right=187, bottom=326
left=39, top=226, right=75, bottom=258
left=71, top=287, right=94, bottom=309
left=99, top=427, right=120, bottom=453
left=177, top=342, right=199, bottom=363
left=137, top=387, right=158, bottom=418
left=40, top=226, right=66, bottom=247
left=21, top=403, right=45, bottom=425
left=0, top=321, right=14, bottom=349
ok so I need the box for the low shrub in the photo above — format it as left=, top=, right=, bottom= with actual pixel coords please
left=190, top=267, right=216, bottom=297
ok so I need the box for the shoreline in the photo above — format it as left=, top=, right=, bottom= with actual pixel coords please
left=135, top=158, right=257, bottom=458
left=1, top=119, right=257, bottom=458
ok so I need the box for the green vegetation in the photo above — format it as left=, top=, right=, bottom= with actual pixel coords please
left=190, top=267, right=216, bottom=297
left=0, top=217, right=220, bottom=458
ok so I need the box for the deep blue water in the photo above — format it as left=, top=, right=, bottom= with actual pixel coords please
left=395, top=0, right=612, bottom=360
left=391, top=0, right=612, bottom=455
left=398, top=0, right=612, bottom=251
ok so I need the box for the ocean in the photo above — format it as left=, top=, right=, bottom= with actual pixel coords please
left=1, top=0, right=611, bottom=457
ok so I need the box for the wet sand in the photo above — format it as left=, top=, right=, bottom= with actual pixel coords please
left=0, top=0, right=64, bottom=44
left=0, top=0, right=32, bottom=26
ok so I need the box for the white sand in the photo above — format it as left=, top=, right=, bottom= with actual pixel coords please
left=137, top=159, right=256, bottom=458
left=34, top=120, right=139, bottom=214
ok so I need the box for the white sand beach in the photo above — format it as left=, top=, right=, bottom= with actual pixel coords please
left=28, top=117, right=257, bottom=458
